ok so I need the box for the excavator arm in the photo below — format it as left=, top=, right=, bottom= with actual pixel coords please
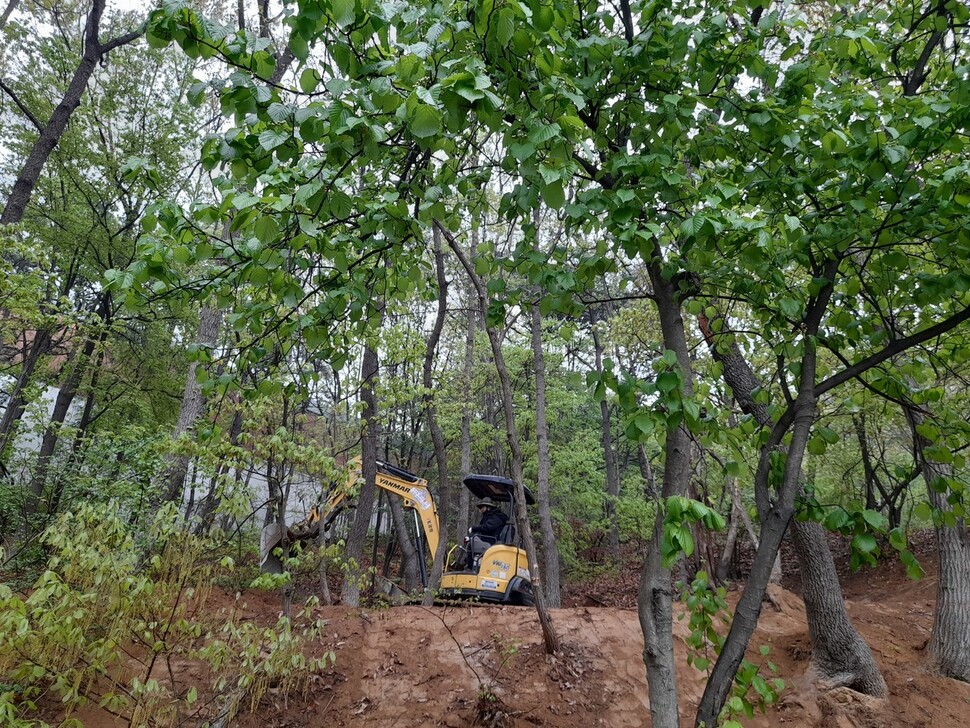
left=259, top=457, right=440, bottom=573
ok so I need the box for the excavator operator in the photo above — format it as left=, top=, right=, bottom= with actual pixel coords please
left=466, top=497, right=508, bottom=569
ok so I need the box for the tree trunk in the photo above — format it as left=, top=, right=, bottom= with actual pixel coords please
left=387, top=495, right=422, bottom=591
left=157, top=305, right=222, bottom=506
left=637, top=443, right=657, bottom=499
left=193, top=408, right=244, bottom=533
left=1, top=0, right=143, bottom=225
left=696, top=311, right=884, bottom=694
left=906, top=407, right=970, bottom=680
left=696, top=376, right=818, bottom=727
left=715, top=476, right=741, bottom=582
left=791, top=519, right=886, bottom=692
left=638, top=260, right=695, bottom=728
left=0, top=0, right=20, bottom=30
left=440, top=221, right=560, bottom=654
left=531, top=302, right=561, bottom=606
left=422, top=228, right=452, bottom=605
left=592, top=319, right=621, bottom=561
left=696, top=278, right=885, bottom=726
left=26, top=334, right=96, bottom=515
left=456, top=228, right=479, bottom=539
left=341, top=341, right=381, bottom=607
left=0, top=327, right=52, bottom=462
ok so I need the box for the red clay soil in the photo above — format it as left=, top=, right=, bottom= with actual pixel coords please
left=43, top=550, right=970, bottom=728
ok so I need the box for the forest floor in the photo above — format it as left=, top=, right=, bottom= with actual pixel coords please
left=44, top=534, right=970, bottom=727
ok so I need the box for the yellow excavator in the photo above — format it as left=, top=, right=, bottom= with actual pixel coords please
left=260, top=458, right=535, bottom=606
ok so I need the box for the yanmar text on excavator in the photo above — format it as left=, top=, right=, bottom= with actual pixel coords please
left=260, top=458, right=536, bottom=606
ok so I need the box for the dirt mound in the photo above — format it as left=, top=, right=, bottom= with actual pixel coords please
left=231, top=572, right=969, bottom=727
left=39, top=549, right=970, bottom=727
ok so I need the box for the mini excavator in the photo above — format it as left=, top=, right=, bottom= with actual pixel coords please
left=260, top=458, right=535, bottom=606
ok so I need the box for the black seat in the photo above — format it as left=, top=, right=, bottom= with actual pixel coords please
left=496, top=523, right=515, bottom=545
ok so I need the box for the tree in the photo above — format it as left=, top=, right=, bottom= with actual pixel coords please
left=1, top=0, right=144, bottom=224
left=441, top=221, right=561, bottom=654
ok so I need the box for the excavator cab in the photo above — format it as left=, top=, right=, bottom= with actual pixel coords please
left=439, top=474, right=536, bottom=606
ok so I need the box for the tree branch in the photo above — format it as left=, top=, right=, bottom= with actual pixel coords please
left=816, top=305, right=970, bottom=396
left=0, top=78, right=43, bottom=131
left=100, top=28, right=145, bottom=54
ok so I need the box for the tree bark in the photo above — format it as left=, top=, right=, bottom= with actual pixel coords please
left=1, top=0, right=143, bottom=225
left=531, top=302, right=561, bottom=606
left=0, top=327, right=52, bottom=461
left=638, top=259, right=695, bottom=728
left=25, top=334, right=96, bottom=515
left=906, top=406, right=970, bottom=680
left=421, top=227, right=452, bottom=605
left=695, top=274, right=885, bottom=726
left=637, top=443, right=657, bottom=499
left=387, top=495, right=422, bottom=591
left=715, top=476, right=741, bottom=582
left=592, top=317, right=621, bottom=560
left=193, top=407, right=244, bottom=533
left=440, top=220, right=560, bottom=654
left=0, top=0, right=20, bottom=30
left=157, top=305, right=222, bottom=505
left=696, top=367, right=818, bottom=726
left=341, top=341, right=380, bottom=607
left=456, top=224, right=480, bottom=537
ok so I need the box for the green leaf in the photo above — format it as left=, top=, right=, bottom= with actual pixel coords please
left=540, top=181, right=565, bottom=208
left=818, top=427, right=839, bottom=444
left=254, top=216, right=279, bottom=245
left=299, top=69, right=319, bottom=94
left=656, top=371, right=679, bottom=394
left=851, top=532, right=877, bottom=554
left=861, top=509, right=887, bottom=531
left=497, top=10, right=515, bottom=46
left=332, top=0, right=356, bottom=28
left=409, top=104, right=442, bottom=138
left=258, top=130, right=288, bottom=151
left=807, top=437, right=826, bottom=456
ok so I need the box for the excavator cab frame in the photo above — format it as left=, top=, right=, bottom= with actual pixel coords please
left=437, top=474, right=536, bottom=606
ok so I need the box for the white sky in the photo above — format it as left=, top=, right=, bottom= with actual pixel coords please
left=112, top=0, right=155, bottom=11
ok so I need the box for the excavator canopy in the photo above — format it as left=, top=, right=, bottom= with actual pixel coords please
left=462, top=474, right=536, bottom=505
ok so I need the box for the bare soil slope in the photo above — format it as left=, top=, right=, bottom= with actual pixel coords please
left=227, top=553, right=969, bottom=728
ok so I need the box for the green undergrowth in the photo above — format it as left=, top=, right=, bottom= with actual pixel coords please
left=680, top=571, right=785, bottom=727
left=0, top=504, right=334, bottom=727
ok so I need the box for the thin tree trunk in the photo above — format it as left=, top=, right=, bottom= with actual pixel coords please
left=696, top=365, right=818, bottom=726
left=26, top=334, right=96, bottom=514
left=194, top=408, right=244, bottom=533
left=440, top=220, right=560, bottom=654
left=638, top=259, right=695, bottom=728
left=1, top=0, right=143, bottom=224
left=341, top=341, right=381, bottom=607
left=715, top=476, right=741, bottom=582
left=457, top=274, right=475, bottom=540
left=157, top=305, right=222, bottom=506
left=906, top=406, right=970, bottom=680
left=592, top=319, right=621, bottom=560
left=637, top=443, right=657, bottom=499
left=0, top=328, right=52, bottom=460
left=696, top=275, right=885, bottom=727
left=0, top=0, right=20, bottom=30
left=386, top=496, right=422, bottom=591
left=697, top=311, right=884, bottom=694
left=531, top=302, right=561, bottom=606
left=422, top=227, right=451, bottom=606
